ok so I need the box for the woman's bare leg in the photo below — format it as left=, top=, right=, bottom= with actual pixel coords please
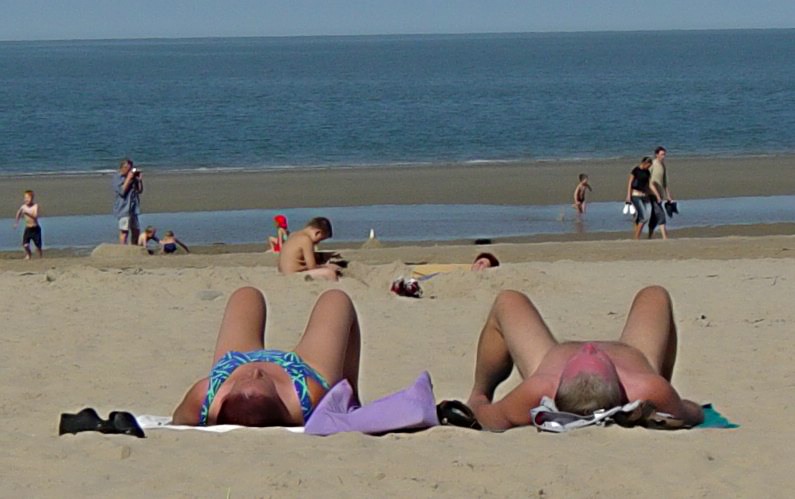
left=469, top=290, right=558, bottom=402
left=294, top=289, right=361, bottom=394
left=618, top=285, right=677, bottom=380
left=211, top=287, right=267, bottom=366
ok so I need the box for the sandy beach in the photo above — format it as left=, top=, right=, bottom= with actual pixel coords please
left=1, top=233, right=794, bottom=497
left=2, top=157, right=795, bottom=497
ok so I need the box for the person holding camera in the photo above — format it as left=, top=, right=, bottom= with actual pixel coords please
left=112, top=158, right=144, bottom=245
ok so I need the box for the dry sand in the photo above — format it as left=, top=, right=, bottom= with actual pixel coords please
left=2, top=235, right=795, bottom=497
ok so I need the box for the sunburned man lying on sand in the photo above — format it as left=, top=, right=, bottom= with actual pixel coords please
left=172, top=287, right=360, bottom=427
left=278, top=216, right=342, bottom=281
left=465, top=285, right=704, bottom=431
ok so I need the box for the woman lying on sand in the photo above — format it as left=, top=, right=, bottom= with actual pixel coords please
left=172, top=287, right=361, bottom=426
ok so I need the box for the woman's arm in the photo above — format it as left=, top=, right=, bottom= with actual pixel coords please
left=626, top=174, right=634, bottom=202
left=171, top=379, right=208, bottom=425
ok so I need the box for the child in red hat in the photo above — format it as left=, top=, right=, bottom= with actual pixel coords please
left=268, top=214, right=290, bottom=253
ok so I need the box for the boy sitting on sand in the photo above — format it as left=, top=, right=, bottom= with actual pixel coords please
left=463, top=285, right=703, bottom=430
left=278, top=217, right=341, bottom=281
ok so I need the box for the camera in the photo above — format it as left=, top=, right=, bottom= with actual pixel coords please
left=132, top=167, right=141, bottom=175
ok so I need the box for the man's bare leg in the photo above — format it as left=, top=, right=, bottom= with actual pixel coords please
left=211, top=287, right=267, bottom=366
left=618, top=285, right=677, bottom=380
left=658, top=224, right=669, bottom=240
left=295, top=289, right=361, bottom=396
left=469, top=290, right=558, bottom=402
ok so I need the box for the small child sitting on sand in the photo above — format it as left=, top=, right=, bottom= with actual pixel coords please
left=160, top=230, right=190, bottom=255
left=138, top=226, right=160, bottom=255
left=278, top=217, right=341, bottom=281
left=267, top=214, right=290, bottom=253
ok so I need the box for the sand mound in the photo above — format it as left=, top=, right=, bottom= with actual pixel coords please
left=90, top=243, right=149, bottom=259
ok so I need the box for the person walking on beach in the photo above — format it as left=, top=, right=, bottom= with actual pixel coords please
left=649, top=147, right=672, bottom=239
left=626, top=157, right=661, bottom=240
left=278, top=217, right=341, bottom=281
left=13, top=189, right=43, bottom=259
left=572, top=173, right=592, bottom=215
left=463, top=286, right=704, bottom=431
left=112, top=158, right=144, bottom=245
left=172, top=287, right=361, bottom=427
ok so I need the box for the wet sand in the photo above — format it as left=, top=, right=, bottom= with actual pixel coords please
left=2, top=155, right=794, bottom=217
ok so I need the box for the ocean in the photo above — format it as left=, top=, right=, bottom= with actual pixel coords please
left=1, top=30, right=794, bottom=174
left=1, top=31, right=794, bottom=248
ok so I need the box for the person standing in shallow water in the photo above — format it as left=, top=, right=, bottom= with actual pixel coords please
left=648, top=147, right=672, bottom=240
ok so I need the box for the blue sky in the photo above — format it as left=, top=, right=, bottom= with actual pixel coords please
left=2, top=0, right=794, bottom=41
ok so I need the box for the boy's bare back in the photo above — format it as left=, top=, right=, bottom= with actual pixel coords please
left=278, top=231, right=315, bottom=273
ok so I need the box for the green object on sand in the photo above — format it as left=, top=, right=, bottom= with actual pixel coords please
left=698, top=404, right=739, bottom=429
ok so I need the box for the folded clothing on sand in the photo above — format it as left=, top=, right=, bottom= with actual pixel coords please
left=305, top=371, right=439, bottom=436
left=530, top=396, right=737, bottom=433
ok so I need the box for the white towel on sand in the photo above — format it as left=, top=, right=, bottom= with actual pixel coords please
left=135, top=415, right=304, bottom=433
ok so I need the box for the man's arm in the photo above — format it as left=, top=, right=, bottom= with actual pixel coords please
left=649, top=182, right=663, bottom=203
left=638, top=375, right=704, bottom=426
left=26, top=204, right=39, bottom=222
left=116, top=174, right=135, bottom=197
left=171, top=379, right=208, bottom=425
left=468, top=377, right=553, bottom=431
left=13, top=206, right=23, bottom=227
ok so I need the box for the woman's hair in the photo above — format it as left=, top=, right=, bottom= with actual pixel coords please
left=217, top=391, right=283, bottom=427
left=474, top=252, right=500, bottom=268
left=640, top=156, right=653, bottom=166
left=554, top=373, right=623, bottom=415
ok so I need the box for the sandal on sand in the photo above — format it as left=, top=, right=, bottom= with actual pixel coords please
left=612, top=401, right=687, bottom=430
left=59, top=407, right=145, bottom=438
left=436, top=400, right=482, bottom=430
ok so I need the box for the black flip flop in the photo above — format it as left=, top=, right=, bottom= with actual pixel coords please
left=436, top=400, right=482, bottom=430
left=59, top=408, right=145, bottom=438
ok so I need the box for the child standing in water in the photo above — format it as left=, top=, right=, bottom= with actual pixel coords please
left=572, top=173, right=592, bottom=214
left=13, top=190, right=43, bottom=259
left=268, top=214, right=290, bottom=253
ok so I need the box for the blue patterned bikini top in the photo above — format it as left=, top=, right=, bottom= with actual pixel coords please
left=199, top=350, right=330, bottom=425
